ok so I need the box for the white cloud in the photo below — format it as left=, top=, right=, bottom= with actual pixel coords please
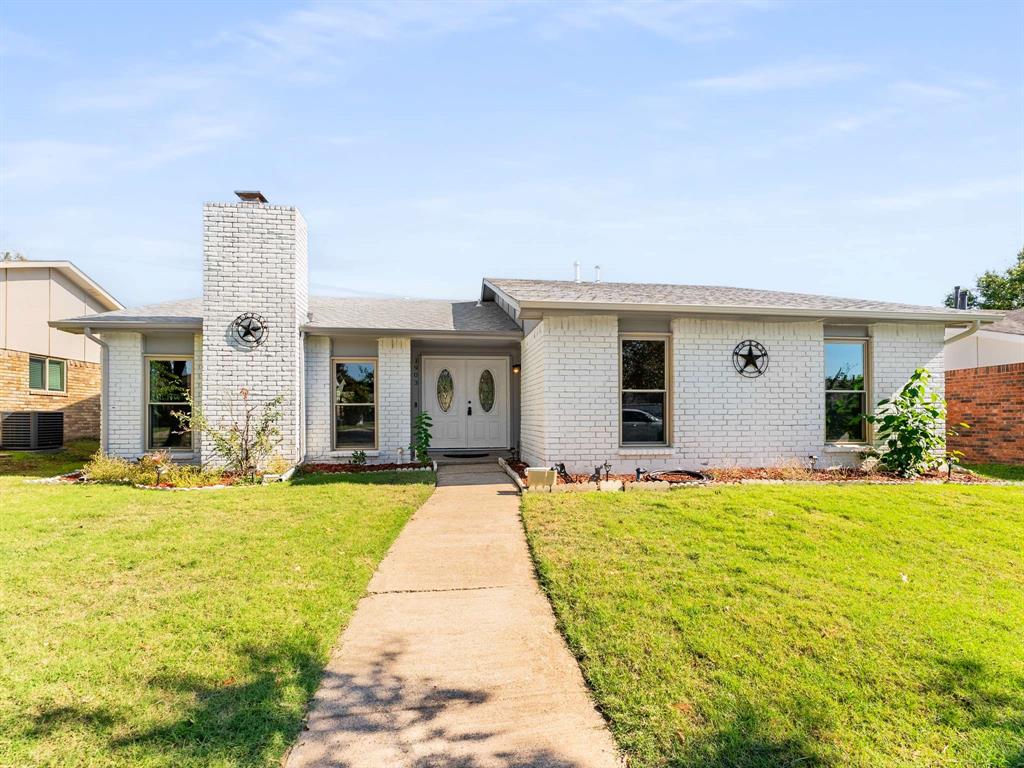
left=889, top=80, right=965, bottom=103
left=56, top=72, right=216, bottom=112
left=0, top=25, right=60, bottom=61
left=134, top=114, right=241, bottom=168
left=550, top=0, right=777, bottom=41
left=0, top=140, right=114, bottom=186
left=859, top=177, right=1021, bottom=212
left=224, top=0, right=511, bottom=65
left=690, top=61, right=866, bottom=91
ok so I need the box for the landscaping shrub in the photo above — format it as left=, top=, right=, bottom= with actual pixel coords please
left=82, top=452, right=149, bottom=485
left=83, top=451, right=227, bottom=487
left=159, top=463, right=228, bottom=488
left=865, top=368, right=950, bottom=478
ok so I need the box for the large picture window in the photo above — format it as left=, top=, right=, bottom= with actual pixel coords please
left=29, top=356, right=66, bottom=392
left=825, top=340, right=867, bottom=442
left=147, top=358, right=192, bottom=450
left=335, top=359, right=376, bottom=449
left=620, top=337, right=668, bottom=445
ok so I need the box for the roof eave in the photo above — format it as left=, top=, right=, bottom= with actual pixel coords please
left=481, top=279, right=521, bottom=316
left=302, top=324, right=523, bottom=339
left=3, top=260, right=124, bottom=311
left=50, top=319, right=202, bottom=334
left=514, top=300, right=1001, bottom=325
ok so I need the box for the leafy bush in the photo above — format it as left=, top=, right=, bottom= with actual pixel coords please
left=864, top=368, right=948, bottom=478
left=174, top=388, right=283, bottom=482
left=83, top=452, right=149, bottom=485
left=350, top=450, right=367, bottom=466
left=410, top=411, right=433, bottom=463
left=159, top=463, right=227, bottom=488
left=83, top=451, right=226, bottom=487
left=264, top=453, right=292, bottom=475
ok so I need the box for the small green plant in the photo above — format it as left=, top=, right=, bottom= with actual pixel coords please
left=411, top=411, right=433, bottom=464
left=174, top=388, right=283, bottom=482
left=264, top=453, right=292, bottom=475
left=864, top=368, right=949, bottom=478
left=350, top=449, right=367, bottom=466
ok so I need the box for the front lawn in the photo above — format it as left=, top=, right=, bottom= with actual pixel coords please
left=965, top=463, right=1024, bottom=482
left=523, top=486, right=1024, bottom=768
left=0, top=446, right=435, bottom=767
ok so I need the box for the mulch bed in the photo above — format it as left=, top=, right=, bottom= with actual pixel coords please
left=507, top=460, right=992, bottom=486
left=302, top=462, right=431, bottom=474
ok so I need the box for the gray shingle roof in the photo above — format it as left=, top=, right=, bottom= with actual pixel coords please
left=52, top=295, right=521, bottom=335
left=985, top=309, right=1024, bottom=335
left=306, top=297, right=520, bottom=333
left=483, top=278, right=1003, bottom=321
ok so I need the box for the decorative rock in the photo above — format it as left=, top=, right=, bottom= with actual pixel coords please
left=598, top=479, right=623, bottom=492
left=627, top=481, right=671, bottom=492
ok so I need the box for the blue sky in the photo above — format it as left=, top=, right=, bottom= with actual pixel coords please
left=1, top=0, right=1021, bottom=309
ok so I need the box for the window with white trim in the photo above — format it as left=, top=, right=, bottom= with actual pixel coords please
left=147, top=358, right=193, bottom=449
left=620, top=337, right=668, bottom=445
left=28, top=356, right=66, bottom=393
left=335, top=359, right=377, bottom=449
left=825, top=340, right=867, bottom=442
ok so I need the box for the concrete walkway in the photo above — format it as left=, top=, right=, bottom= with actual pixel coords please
left=286, top=463, right=621, bottom=768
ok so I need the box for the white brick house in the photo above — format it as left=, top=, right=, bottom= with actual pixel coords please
left=53, top=193, right=1002, bottom=472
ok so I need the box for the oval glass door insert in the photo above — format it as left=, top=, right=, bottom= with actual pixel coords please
left=436, top=369, right=454, bottom=412
left=478, top=369, right=495, bottom=413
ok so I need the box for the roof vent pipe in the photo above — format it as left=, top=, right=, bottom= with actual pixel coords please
left=952, top=285, right=970, bottom=310
left=574, top=260, right=581, bottom=283
left=594, top=265, right=601, bottom=284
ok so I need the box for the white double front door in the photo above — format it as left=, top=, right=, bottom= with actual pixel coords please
left=422, top=356, right=509, bottom=450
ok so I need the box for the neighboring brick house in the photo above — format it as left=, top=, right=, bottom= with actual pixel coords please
left=0, top=256, right=122, bottom=447
left=945, top=311, right=1024, bottom=465
left=52, top=192, right=1005, bottom=471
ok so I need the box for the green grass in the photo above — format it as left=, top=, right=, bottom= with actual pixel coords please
left=964, top=463, right=1024, bottom=482
left=0, top=444, right=435, bottom=767
left=523, top=486, right=1024, bottom=768
left=0, top=438, right=100, bottom=478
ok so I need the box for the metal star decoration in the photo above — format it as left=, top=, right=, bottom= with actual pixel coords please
left=732, top=340, right=768, bottom=378
left=233, top=313, right=268, bottom=347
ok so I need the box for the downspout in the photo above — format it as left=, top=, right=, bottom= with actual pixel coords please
left=83, top=327, right=108, bottom=454
left=944, top=320, right=981, bottom=346
left=298, top=330, right=306, bottom=464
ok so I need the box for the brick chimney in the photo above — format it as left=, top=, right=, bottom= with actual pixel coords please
left=199, top=193, right=308, bottom=465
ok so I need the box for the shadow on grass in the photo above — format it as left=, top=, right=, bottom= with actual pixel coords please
left=0, top=439, right=97, bottom=478
left=291, top=469, right=435, bottom=487
left=667, top=654, right=1024, bottom=768
left=673, top=701, right=835, bottom=768
left=27, top=638, right=590, bottom=768
left=926, top=654, right=1024, bottom=737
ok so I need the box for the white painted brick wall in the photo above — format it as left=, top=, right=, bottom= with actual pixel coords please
left=521, top=316, right=947, bottom=472
left=673, top=318, right=823, bottom=468
left=303, top=335, right=332, bottom=460
left=200, top=202, right=308, bottom=466
left=378, top=337, right=411, bottom=463
left=519, top=322, right=547, bottom=465
left=871, top=322, right=946, bottom=435
left=518, top=315, right=619, bottom=469
left=102, top=331, right=144, bottom=458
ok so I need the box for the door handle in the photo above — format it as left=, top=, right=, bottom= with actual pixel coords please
left=467, top=405, right=473, bottom=416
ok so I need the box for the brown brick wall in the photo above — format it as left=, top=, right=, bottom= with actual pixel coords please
left=946, top=362, right=1024, bottom=465
left=0, top=348, right=101, bottom=441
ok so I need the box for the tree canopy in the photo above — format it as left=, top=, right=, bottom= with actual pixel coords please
left=945, top=248, right=1024, bottom=309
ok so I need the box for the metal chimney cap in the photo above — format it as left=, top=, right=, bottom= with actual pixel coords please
left=235, top=190, right=268, bottom=203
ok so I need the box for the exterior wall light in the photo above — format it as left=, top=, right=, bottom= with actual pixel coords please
left=512, top=363, right=521, bottom=375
